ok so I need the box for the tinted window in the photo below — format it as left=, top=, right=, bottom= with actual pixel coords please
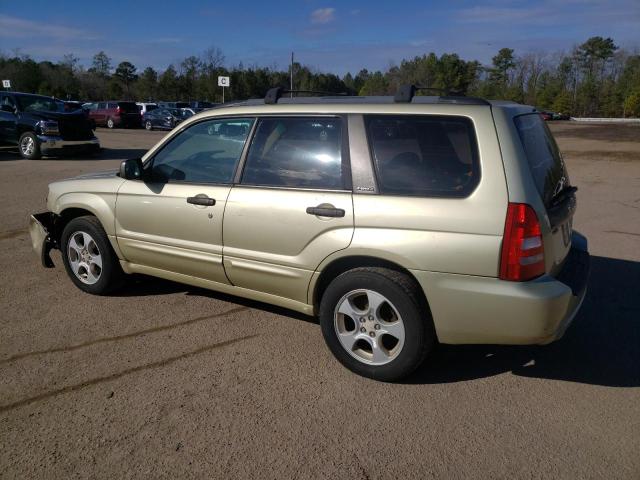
left=365, top=115, right=479, bottom=197
left=514, top=114, right=567, bottom=207
left=15, top=95, right=58, bottom=112
left=108, top=102, right=117, bottom=109
left=97, top=103, right=106, bottom=109
left=146, top=104, right=158, bottom=112
left=241, top=117, right=345, bottom=190
left=150, top=118, right=254, bottom=184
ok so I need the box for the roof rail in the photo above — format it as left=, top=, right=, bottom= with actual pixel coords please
left=394, top=84, right=490, bottom=105
left=264, top=87, right=348, bottom=104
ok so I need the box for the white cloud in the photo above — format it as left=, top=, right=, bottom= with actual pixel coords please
left=311, top=8, right=336, bottom=24
left=0, top=14, right=98, bottom=40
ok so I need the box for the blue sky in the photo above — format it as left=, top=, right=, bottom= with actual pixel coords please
left=0, top=0, right=638, bottom=74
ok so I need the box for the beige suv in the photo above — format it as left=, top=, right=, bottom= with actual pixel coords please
left=29, top=86, right=590, bottom=381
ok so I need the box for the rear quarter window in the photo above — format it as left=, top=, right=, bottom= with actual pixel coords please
left=514, top=114, right=567, bottom=206
left=365, top=115, right=480, bottom=197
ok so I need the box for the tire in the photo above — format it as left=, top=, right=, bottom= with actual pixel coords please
left=319, top=267, right=435, bottom=381
left=60, top=216, right=125, bottom=295
left=106, top=117, right=115, bottom=129
left=145, top=120, right=153, bottom=131
left=18, top=132, right=42, bottom=159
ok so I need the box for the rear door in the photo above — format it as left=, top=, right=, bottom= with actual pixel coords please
left=116, top=116, right=255, bottom=283
left=223, top=116, right=354, bottom=304
left=514, top=114, right=574, bottom=271
left=93, top=102, right=106, bottom=125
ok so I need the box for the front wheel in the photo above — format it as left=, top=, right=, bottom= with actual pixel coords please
left=319, top=267, right=435, bottom=381
left=61, top=216, right=124, bottom=295
left=19, top=132, right=42, bottom=159
left=145, top=120, right=153, bottom=131
left=106, top=117, right=115, bottom=129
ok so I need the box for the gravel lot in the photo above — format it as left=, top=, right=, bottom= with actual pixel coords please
left=1, top=123, right=639, bottom=479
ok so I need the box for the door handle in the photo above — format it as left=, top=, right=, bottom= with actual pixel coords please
left=187, top=195, right=216, bottom=206
left=306, top=205, right=345, bottom=218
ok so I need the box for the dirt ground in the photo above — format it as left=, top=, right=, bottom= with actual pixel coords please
left=0, top=122, right=638, bottom=479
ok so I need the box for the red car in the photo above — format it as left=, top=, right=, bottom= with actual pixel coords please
left=87, top=101, right=141, bottom=128
left=538, top=111, right=553, bottom=121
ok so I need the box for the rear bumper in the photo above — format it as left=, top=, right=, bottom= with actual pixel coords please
left=38, top=135, right=100, bottom=154
left=411, top=231, right=590, bottom=345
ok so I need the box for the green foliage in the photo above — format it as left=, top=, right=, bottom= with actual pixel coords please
left=624, top=92, right=640, bottom=117
left=0, top=38, right=638, bottom=116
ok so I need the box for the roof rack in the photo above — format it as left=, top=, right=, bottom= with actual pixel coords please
left=394, top=84, right=490, bottom=106
left=264, top=87, right=348, bottom=104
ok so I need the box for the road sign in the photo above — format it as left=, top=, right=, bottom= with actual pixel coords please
left=218, top=76, right=230, bottom=87
left=2, top=80, right=10, bottom=88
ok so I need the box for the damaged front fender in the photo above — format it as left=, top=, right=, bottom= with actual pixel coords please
left=29, top=212, right=59, bottom=268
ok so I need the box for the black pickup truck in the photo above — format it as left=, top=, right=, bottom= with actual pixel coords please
left=0, top=92, right=99, bottom=159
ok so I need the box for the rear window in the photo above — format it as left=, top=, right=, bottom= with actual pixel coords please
left=514, top=114, right=567, bottom=207
left=365, top=115, right=480, bottom=197
left=118, top=102, right=139, bottom=113
left=146, top=105, right=158, bottom=112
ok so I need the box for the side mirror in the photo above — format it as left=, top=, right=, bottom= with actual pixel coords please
left=1, top=104, right=16, bottom=114
left=119, top=158, right=144, bottom=180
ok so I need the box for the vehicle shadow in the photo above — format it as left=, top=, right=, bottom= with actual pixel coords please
left=111, top=255, right=638, bottom=387
left=405, top=255, right=640, bottom=387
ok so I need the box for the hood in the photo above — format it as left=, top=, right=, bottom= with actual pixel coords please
left=21, top=110, right=86, bottom=122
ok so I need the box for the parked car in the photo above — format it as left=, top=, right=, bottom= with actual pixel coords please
left=189, top=101, right=217, bottom=112
left=28, top=85, right=589, bottom=381
left=142, top=108, right=192, bottom=130
left=136, top=102, right=158, bottom=119
left=0, top=91, right=99, bottom=159
left=158, top=101, right=190, bottom=109
left=539, top=110, right=553, bottom=121
left=88, top=101, right=140, bottom=128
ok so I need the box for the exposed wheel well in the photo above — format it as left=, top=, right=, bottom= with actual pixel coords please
left=52, top=208, right=96, bottom=245
left=313, top=256, right=429, bottom=312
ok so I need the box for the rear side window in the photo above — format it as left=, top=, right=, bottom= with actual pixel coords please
left=365, top=115, right=479, bottom=197
left=241, top=117, right=346, bottom=190
left=107, top=102, right=117, bottom=109
left=514, top=114, right=567, bottom=207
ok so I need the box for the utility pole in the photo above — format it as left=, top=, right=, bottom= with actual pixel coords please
left=290, top=52, right=294, bottom=98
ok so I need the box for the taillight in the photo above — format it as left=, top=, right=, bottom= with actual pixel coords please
left=499, top=203, right=545, bottom=281
left=116, top=106, right=122, bottom=115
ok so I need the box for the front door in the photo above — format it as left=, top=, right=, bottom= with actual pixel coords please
left=223, top=116, right=354, bottom=303
left=115, top=116, right=255, bottom=284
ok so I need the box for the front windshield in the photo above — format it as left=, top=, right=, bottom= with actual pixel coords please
left=16, top=95, right=59, bottom=113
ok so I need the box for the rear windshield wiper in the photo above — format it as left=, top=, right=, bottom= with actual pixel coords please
left=550, top=185, right=577, bottom=207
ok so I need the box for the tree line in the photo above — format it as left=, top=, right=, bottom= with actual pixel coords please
left=1, top=37, right=639, bottom=117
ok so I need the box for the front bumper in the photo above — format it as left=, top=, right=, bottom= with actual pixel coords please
left=37, top=135, right=100, bottom=154
left=28, top=212, right=58, bottom=268
left=411, top=231, right=591, bottom=345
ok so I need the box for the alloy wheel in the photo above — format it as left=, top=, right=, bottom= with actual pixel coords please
left=67, top=231, right=103, bottom=285
left=333, top=289, right=405, bottom=365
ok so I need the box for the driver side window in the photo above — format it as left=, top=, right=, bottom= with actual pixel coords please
left=150, top=118, right=254, bottom=184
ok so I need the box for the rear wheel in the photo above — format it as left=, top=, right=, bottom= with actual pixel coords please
left=19, top=132, right=42, bottom=159
left=106, top=117, right=115, bottom=129
left=319, top=267, right=435, bottom=381
left=61, top=216, right=124, bottom=295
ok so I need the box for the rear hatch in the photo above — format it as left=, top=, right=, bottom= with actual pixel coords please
left=514, top=113, right=576, bottom=274
left=118, top=102, right=141, bottom=122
